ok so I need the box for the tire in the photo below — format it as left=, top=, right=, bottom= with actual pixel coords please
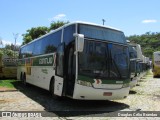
left=50, top=78, right=61, bottom=100
left=22, top=73, right=27, bottom=85
left=20, top=73, right=23, bottom=81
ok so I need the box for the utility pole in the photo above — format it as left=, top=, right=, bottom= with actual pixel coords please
left=102, top=19, right=106, bottom=25
left=13, top=33, right=19, bottom=58
left=0, top=37, right=3, bottom=48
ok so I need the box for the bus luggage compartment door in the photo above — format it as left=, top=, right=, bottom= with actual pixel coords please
left=55, top=43, right=65, bottom=96
left=54, top=76, right=63, bottom=96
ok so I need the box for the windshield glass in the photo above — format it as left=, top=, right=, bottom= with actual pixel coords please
left=79, top=40, right=130, bottom=80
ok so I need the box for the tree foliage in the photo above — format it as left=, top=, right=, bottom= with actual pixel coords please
left=127, top=32, right=160, bottom=58
left=22, top=26, right=49, bottom=45
left=0, top=50, right=3, bottom=57
left=22, top=21, right=69, bottom=45
left=0, top=49, right=17, bottom=58
left=5, top=44, right=20, bottom=51
left=49, top=21, right=69, bottom=31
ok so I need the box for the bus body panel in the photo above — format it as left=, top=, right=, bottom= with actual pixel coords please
left=73, top=83, right=129, bottom=100
left=153, top=51, right=160, bottom=77
left=153, top=66, right=160, bottom=77
left=54, top=76, right=64, bottom=96
left=17, top=53, right=55, bottom=90
left=26, top=66, right=54, bottom=90
left=129, top=77, right=137, bottom=89
left=17, top=66, right=25, bottom=80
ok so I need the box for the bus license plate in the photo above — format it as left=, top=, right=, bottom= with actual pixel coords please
left=103, top=92, right=112, bottom=96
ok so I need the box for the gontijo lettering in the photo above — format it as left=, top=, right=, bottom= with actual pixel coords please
left=39, top=57, right=53, bottom=65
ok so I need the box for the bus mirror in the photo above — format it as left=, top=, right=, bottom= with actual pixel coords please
left=77, top=34, right=84, bottom=52
left=74, top=33, right=84, bottom=52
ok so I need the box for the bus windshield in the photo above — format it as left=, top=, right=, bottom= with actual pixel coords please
left=79, top=40, right=129, bottom=80
left=154, top=52, right=160, bottom=66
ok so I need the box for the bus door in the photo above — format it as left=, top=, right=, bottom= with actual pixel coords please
left=65, top=42, right=75, bottom=96
left=54, top=43, right=65, bottom=96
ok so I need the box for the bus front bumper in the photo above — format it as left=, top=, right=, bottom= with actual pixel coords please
left=73, top=83, right=130, bottom=100
left=130, top=77, right=137, bottom=89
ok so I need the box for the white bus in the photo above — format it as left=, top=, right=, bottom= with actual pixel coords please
left=135, top=44, right=144, bottom=80
left=128, top=44, right=137, bottom=88
left=17, top=22, right=130, bottom=100
left=152, top=51, right=160, bottom=77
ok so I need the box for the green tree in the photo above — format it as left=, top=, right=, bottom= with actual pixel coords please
left=0, top=50, right=3, bottom=66
left=5, top=44, right=20, bottom=51
left=0, top=50, right=3, bottom=57
left=3, top=49, right=15, bottom=57
left=49, top=21, right=69, bottom=31
left=22, top=21, right=69, bottom=45
left=22, top=26, right=49, bottom=45
left=0, top=48, right=17, bottom=58
left=127, top=32, right=160, bottom=58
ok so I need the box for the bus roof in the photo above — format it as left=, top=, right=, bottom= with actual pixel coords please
left=71, top=21, right=122, bottom=31
left=21, top=21, right=123, bottom=48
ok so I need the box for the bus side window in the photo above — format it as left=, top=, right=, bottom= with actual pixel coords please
left=56, top=44, right=64, bottom=77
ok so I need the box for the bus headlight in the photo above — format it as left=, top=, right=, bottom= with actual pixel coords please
left=122, top=83, right=129, bottom=88
left=77, top=80, right=92, bottom=87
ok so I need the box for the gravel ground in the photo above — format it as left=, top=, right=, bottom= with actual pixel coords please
left=115, top=73, right=160, bottom=111
left=0, top=70, right=160, bottom=120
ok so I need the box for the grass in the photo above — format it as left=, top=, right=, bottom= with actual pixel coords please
left=0, top=80, right=18, bottom=88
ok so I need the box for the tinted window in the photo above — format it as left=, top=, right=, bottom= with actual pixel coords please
left=43, top=30, right=61, bottom=54
left=20, top=46, right=27, bottom=58
left=26, top=43, right=34, bottom=57
left=129, top=46, right=137, bottom=59
left=79, top=24, right=126, bottom=44
left=33, top=39, right=43, bottom=55
left=79, top=40, right=130, bottom=79
left=56, top=44, right=64, bottom=77
left=33, top=30, right=62, bottom=56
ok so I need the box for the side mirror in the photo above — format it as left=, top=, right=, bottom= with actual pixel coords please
left=73, top=33, right=84, bottom=52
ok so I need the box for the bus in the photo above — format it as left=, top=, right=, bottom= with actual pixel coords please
left=17, top=22, right=130, bottom=100
left=0, top=55, right=17, bottom=79
left=127, top=42, right=145, bottom=88
left=152, top=51, right=160, bottom=77
left=128, top=44, right=137, bottom=88
left=136, top=44, right=144, bottom=80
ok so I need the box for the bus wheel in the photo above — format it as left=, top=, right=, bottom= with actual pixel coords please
left=153, top=75, right=157, bottom=78
left=50, top=78, right=60, bottom=100
left=22, top=73, right=27, bottom=85
left=20, top=73, right=23, bottom=81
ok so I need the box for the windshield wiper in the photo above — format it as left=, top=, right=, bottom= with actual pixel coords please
left=104, top=49, right=110, bottom=77
left=111, top=58, right=122, bottom=78
left=107, top=50, right=122, bottom=79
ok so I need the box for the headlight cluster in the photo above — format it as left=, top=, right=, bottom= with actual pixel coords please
left=77, top=80, right=92, bottom=87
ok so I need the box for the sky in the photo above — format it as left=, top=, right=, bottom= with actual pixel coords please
left=0, top=0, right=159, bottom=46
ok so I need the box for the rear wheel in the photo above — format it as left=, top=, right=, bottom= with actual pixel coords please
left=20, top=73, right=23, bottom=81
left=22, top=73, right=27, bottom=85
